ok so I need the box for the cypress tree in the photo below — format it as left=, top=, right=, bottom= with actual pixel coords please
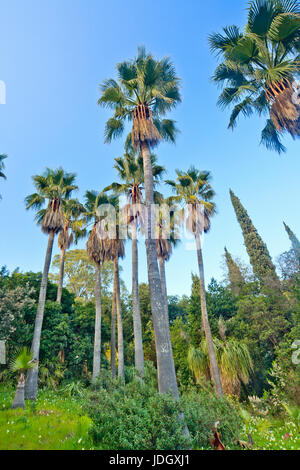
left=229, top=190, right=279, bottom=286
left=283, top=222, right=300, bottom=260
left=224, top=247, right=244, bottom=295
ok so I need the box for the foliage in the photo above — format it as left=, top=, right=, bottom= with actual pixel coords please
left=9, top=347, right=35, bottom=374
left=181, top=388, right=241, bottom=449
left=230, top=189, right=279, bottom=286
left=51, top=249, right=113, bottom=301
left=209, top=0, right=300, bottom=152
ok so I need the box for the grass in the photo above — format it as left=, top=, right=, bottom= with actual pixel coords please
left=1, top=386, right=299, bottom=450
left=239, top=410, right=300, bottom=451
left=0, top=386, right=93, bottom=450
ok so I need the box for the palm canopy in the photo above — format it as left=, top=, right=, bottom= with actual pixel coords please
left=10, top=347, right=36, bottom=374
left=209, top=0, right=300, bottom=153
left=166, top=167, right=216, bottom=236
left=98, top=46, right=181, bottom=148
left=58, top=198, right=86, bottom=250
left=25, top=168, right=78, bottom=233
left=188, top=337, right=253, bottom=394
left=104, top=151, right=165, bottom=203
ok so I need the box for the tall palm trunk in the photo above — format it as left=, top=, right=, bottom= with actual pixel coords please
left=131, top=219, right=144, bottom=376
left=56, top=247, right=66, bottom=304
left=25, top=230, right=55, bottom=400
left=140, top=141, right=179, bottom=398
left=110, top=282, right=116, bottom=378
left=158, top=257, right=168, bottom=320
left=195, top=233, right=223, bottom=397
left=114, top=257, right=124, bottom=378
left=92, top=263, right=102, bottom=382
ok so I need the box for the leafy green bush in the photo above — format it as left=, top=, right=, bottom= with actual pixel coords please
left=85, top=364, right=241, bottom=450
left=181, top=388, right=241, bottom=449
left=85, top=365, right=190, bottom=450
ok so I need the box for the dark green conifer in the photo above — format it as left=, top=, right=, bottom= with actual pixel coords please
left=283, top=222, right=300, bottom=260
left=229, top=190, right=279, bottom=286
left=224, top=247, right=244, bottom=295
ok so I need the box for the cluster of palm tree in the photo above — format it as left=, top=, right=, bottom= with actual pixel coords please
left=22, top=1, right=299, bottom=402
left=23, top=48, right=225, bottom=401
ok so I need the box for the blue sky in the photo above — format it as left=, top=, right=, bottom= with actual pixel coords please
left=0, top=0, right=299, bottom=296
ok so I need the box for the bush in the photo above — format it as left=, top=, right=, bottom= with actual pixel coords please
left=181, top=388, right=241, bottom=449
left=85, top=363, right=241, bottom=450
left=85, top=364, right=190, bottom=450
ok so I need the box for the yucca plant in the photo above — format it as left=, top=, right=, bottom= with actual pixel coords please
left=10, top=347, right=36, bottom=409
left=209, top=0, right=300, bottom=153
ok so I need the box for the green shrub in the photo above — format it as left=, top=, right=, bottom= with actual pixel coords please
left=86, top=382, right=189, bottom=450
left=181, top=388, right=241, bottom=449
left=85, top=364, right=241, bottom=450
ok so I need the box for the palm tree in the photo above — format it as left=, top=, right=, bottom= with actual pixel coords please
left=10, top=347, right=36, bottom=409
left=155, top=195, right=181, bottom=320
left=166, top=167, right=223, bottom=397
left=25, top=168, right=77, bottom=399
left=104, top=151, right=165, bottom=377
left=209, top=0, right=300, bottom=153
left=187, top=336, right=253, bottom=396
left=84, top=190, right=110, bottom=382
left=0, top=154, right=7, bottom=199
left=102, top=196, right=126, bottom=379
left=56, top=198, right=85, bottom=304
left=98, top=46, right=181, bottom=397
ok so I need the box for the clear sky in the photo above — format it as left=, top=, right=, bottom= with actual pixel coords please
left=0, top=0, right=299, bottom=297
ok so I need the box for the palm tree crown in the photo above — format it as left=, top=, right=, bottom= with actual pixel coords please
left=98, top=46, right=181, bottom=148
left=166, top=167, right=216, bottom=235
left=209, top=0, right=300, bottom=153
left=25, top=168, right=78, bottom=234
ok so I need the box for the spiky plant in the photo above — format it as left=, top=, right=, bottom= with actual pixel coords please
left=10, top=347, right=36, bottom=409
left=166, top=167, right=223, bottom=397
left=188, top=337, right=253, bottom=396
left=209, top=0, right=300, bottom=153
left=98, top=46, right=181, bottom=398
left=24, top=168, right=78, bottom=400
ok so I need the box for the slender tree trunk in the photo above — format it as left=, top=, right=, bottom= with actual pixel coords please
left=195, top=233, right=223, bottom=397
left=25, top=231, right=55, bottom=400
left=56, top=247, right=66, bottom=304
left=131, top=219, right=144, bottom=377
left=114, top=257, right=124, bottom=379
left=140, top=141, right=179, bottom=398
left=110, top=280, right=116, bottom=379
left=159, top=257, right=169, bottom=320
left=92, top=263, right=102, bottom=382
left=12, top=374, right=26, bottom=409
